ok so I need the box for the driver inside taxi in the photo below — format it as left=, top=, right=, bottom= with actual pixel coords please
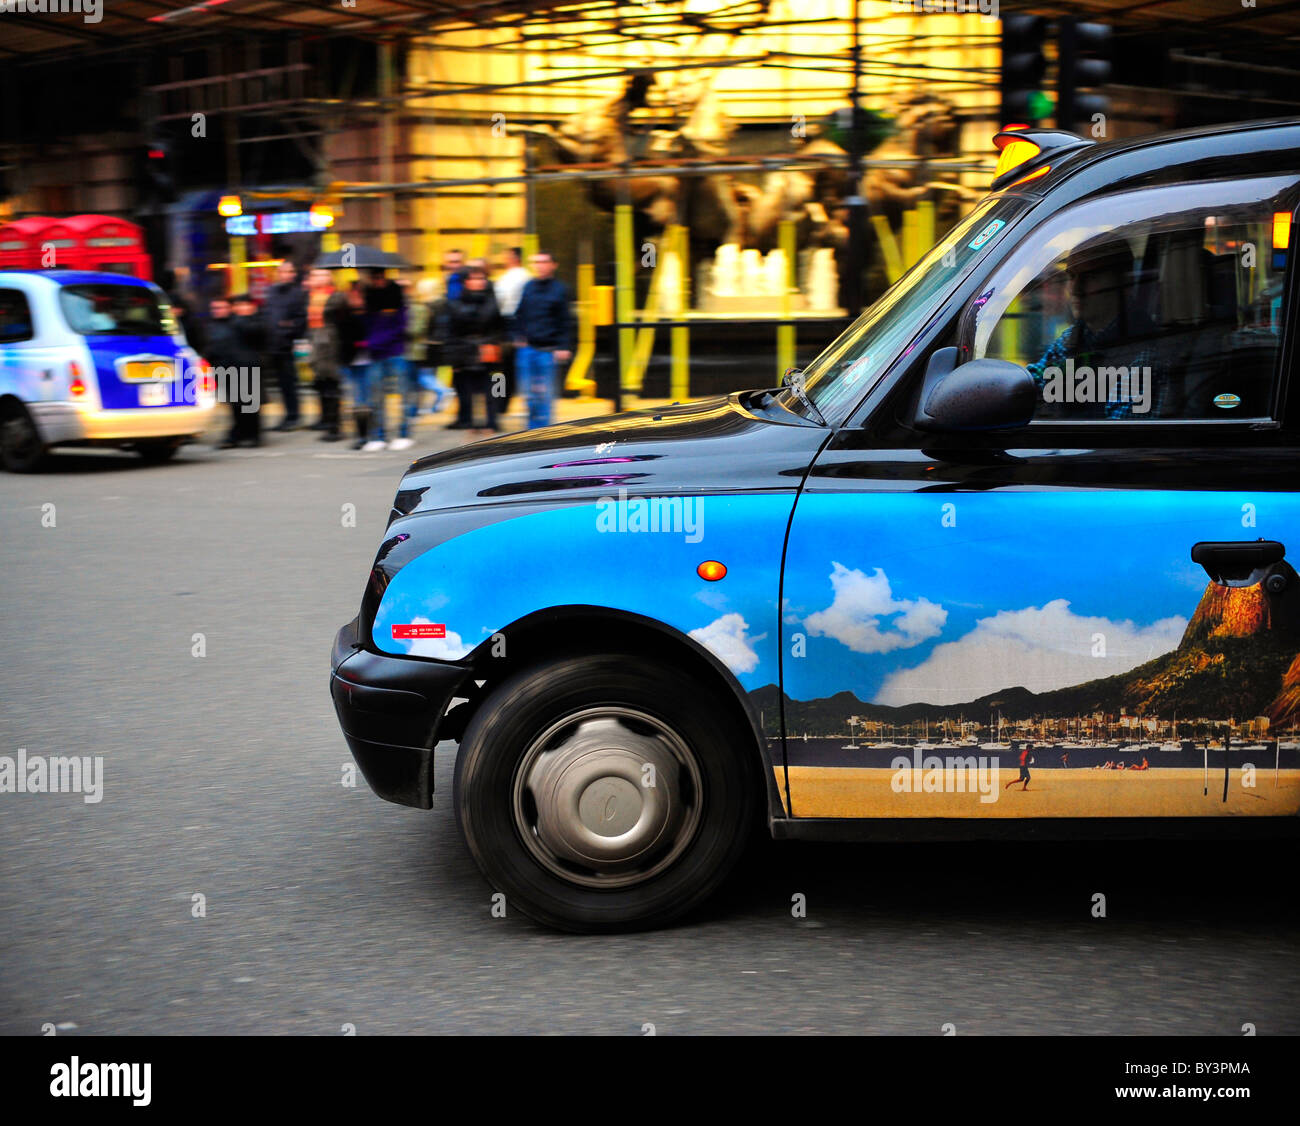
left=1025, top=239, right=1158, bottom=418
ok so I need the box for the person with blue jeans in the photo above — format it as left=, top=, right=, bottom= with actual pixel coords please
left=361, top=269, right=409, bottom=451
left=512, top=250, right=575, bottom=429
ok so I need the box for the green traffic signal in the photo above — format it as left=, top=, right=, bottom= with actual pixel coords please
left=1028, top=90, right=1055, bottom=121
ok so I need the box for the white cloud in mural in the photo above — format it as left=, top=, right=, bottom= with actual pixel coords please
left=401, top=617, right=471, bottom=661
left=874, top=599, right=1187, bottom=706
left=805, top=564, right=947, bottom=654
left=690, top=612, right=761, bottom=675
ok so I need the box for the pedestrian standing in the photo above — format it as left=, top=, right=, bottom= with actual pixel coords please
left=263, top=260, right=308, bottom=431
left=512, top=250, right=575, bottom=429
left=361, top=269, right=407, bottom=452
left=442, top=248, right=467, bottom=301
left=208, top=294, right=264, bottom=448
left=494, top=246, right=531, bottom=407
left=445, top=265, right=505, bottom=435
left=305, top=268, right=352, bottom=442
left=343, top=281, right=375, bottom=450
left=441, top=249, right=474, bottom=429
left=406, top=276, right=443, bottom=423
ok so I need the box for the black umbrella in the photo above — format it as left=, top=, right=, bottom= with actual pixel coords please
left=314, top=245, right=411, bottom=270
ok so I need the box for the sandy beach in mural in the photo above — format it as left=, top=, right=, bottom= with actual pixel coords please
left=781, top=766, right=1300, bottom=819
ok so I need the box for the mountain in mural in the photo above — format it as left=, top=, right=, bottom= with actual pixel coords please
left=761, top=567, right=1300, bottom=735
left=1267, top=654, right=1300, bottom=728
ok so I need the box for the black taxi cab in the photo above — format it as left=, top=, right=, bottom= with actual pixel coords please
left=333, top=118, right=1300, bottom=932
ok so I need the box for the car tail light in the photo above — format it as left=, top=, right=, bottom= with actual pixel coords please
left=197, top=358, right=215, bottom=395
left=68, top=362, right=86, bottom=398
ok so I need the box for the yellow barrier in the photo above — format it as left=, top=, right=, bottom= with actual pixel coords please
left=229, top=236, right=247, bottom=294
left=615, top=204, right=635, bottom=392
left=565, top=261, right=598, bottom=398
left=776, top=218, right=796, bottom=380
left=870, top=214, right=903, bottom=285
left=669, top=224, right=690, bottom=401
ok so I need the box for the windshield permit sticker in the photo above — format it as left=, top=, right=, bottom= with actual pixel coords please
left=967, top=218, right=1005, bottom=251
left=392, top=623, right=446, bottom=639
left=1213, top=393, right=1242, bottom=410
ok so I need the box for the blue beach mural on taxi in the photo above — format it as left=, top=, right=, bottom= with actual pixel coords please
left=372, top=487, right=1300, bottom=821
left=778, top=490, right=1300, bottom=819
left=373, top=490, right=790, bottom=694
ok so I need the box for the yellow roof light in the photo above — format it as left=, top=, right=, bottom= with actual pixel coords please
left=217, top=195, right=242, bottom=218
left=1274, top=211, right=1292, bottom=252
left=994, top=127, right=1041, bottom=179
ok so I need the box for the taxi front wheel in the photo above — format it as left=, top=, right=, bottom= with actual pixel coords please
left=1, top=407, right=47, bottom=473
left=453, top=653, right=759, bottom=932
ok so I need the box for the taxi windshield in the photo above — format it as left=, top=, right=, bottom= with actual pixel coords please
left=796, top=196, right=1023, bottom=418
left=59, top=284, right=174, bottom=337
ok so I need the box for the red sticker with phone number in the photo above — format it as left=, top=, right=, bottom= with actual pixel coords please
left=392, top=623, right=446, bottom=639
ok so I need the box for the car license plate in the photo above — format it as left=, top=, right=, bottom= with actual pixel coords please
left=138, top=382, right=171, bottom=407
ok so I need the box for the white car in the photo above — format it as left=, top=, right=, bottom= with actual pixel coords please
left=0, top=270, right=218, bottom=471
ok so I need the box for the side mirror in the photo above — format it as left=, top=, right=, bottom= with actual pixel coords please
left=913, top=348, right=1037, bottom=432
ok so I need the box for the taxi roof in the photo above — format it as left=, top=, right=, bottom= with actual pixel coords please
left=0, top=270, right=157, bottom=289
left=999, top=117, right=1300, bottom=206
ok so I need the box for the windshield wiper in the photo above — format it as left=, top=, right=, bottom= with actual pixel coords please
left=781, top=368, right=828, bottom=427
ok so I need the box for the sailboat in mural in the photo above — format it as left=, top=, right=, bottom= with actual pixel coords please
left=980, top=709, right=1010, bottom=751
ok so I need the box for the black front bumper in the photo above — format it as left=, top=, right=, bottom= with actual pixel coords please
left=330, top=618, right=470, bottom=809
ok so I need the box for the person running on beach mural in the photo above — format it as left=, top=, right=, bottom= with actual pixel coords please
left=1005, top=746, right=1033, bottom=791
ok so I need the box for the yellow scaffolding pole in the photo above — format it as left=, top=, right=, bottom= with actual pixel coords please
left=870, top=214, right=903, bottom=285
left=627, top=253, right=664, bottom=392
left=565, top=260, right=597, bottom=398
left=777, top=218, right=796, bottom=380
left=669, top=224, right=689, bottom=401
left=902, top=209, right=920, bottom=270
left=916, top=200, right=935, bottom=264
left=614, top=203, right=635, bottom=393
left=229, top=236, right=247, bottom=295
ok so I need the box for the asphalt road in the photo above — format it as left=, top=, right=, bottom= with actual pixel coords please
left=2, top=424, right=1298, bottom=1036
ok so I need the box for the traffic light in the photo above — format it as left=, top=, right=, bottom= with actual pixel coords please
left=138, top=140, right=176, bottom=211
left=1057, top=19, right=1111, bottom=134
left=1000, top=15, right=1050, bottom=125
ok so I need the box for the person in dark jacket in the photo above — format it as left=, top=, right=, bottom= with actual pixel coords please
left=305, top=267, right=353, bottom=441
left=207, top=294, right=264, bottom=448
left=442, top=265, right=505, bottom=434
left=512, top=250, right=576, bottom=428
left=361, top=269, right=409, bottom=450
left=262, top=261, right=308, bottom=431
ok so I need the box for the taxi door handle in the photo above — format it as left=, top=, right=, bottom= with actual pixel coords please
left=1191, top=539, right=1286, bottom=589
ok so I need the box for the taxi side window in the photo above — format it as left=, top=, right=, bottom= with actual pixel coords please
left=971, top=177, right=1297, bottom=422
left=0, top=288, right=33, bottom=344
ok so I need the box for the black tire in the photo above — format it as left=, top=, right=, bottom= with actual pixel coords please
left=453, top=653, right=759, bottom=932
left=135, top=438, right=183, bottom=464
left=1, top=406, right=48, bottom=473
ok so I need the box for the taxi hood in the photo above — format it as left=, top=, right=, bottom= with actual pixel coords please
left=393, top=392, right=826, bottom=517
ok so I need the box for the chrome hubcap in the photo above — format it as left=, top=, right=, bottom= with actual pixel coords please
left=512, top=707, right=703, bottom=889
